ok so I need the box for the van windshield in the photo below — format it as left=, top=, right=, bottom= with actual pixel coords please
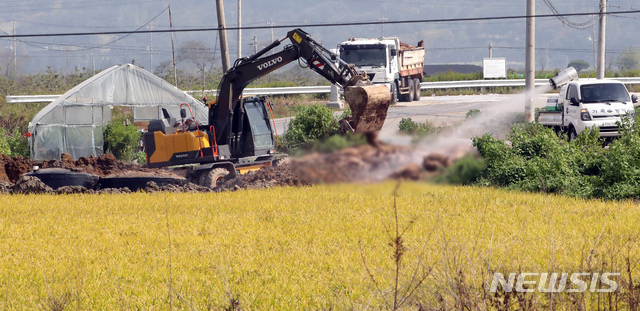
left=340, top=44, right=386, bottom=67
left=580, top=83, right=631, bottom=103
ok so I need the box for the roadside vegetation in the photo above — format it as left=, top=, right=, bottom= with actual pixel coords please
left=471, top=107, right=640, bottom=200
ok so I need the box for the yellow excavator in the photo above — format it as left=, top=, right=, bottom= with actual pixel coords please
left=143, top=28, right=391, bottom=188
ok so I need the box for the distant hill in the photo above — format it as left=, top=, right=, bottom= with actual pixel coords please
left=424, top=64, right=483, bottom=76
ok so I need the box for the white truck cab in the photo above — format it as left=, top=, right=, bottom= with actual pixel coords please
left=338, top=37, right=425, bottom=103
left=539, top=67, right=638, bottom=140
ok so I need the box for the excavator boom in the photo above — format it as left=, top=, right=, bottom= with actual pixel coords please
left=143, top=28, right=391, bottom=187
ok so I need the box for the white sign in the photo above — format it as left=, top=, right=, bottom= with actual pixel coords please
left=483, top=58, right=507, bottom=79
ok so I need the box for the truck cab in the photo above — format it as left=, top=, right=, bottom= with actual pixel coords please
left=339, top=38, right=399, bottom=89
left=338, top=37, right=425, bottom=103
left=539, top=79, right=637, bottom=140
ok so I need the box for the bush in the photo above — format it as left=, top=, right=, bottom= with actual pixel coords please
left=398, top=118, right=439, bottom=136
left=282, top=104, right=340, bottom=149
left=0, top=128, right=30, bottom=157
left=434, top=155, right=485, bottom=185
left=104, top=118, right=141, bottom=162
left=0, top=129, right=10, bottom=156
left=466, top=109, right=481, bottom=119
left=471, top=117, right=640, bottom=200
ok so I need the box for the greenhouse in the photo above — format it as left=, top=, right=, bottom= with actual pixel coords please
left=27, top=63, right=207, bottom=160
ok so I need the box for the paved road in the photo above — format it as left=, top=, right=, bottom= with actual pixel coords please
left=273, top=92, right=554, bottom=144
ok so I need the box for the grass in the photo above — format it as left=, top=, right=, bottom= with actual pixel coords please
left=1, top=182, right=639, bottom=309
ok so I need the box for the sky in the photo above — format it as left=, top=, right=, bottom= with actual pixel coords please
left=0, top=0, right=639, bottom=74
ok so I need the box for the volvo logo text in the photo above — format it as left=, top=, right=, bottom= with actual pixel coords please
left=257, top=57, right=283, bottom=70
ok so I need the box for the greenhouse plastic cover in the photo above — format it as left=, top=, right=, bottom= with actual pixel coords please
left=28, top=63, right=208, bottom=160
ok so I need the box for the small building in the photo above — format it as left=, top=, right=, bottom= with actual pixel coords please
left=28, top=64, right=207, bottom=160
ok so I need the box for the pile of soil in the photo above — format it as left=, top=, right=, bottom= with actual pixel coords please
left=217, top=160, right=310, bottom=191
left=0, top=143, right=475, bottom=195
left=289, top=144, right=417, bottom=184
left=0, top=153, right=179, bottom=184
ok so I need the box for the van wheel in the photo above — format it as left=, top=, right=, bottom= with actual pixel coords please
left=568, top=126, right=578, bottom=141
left=199, top=168, right=230, bottom=189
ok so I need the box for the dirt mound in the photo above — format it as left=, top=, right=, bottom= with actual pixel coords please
left=289, top=144, right=416, bottom=184
left=0, top=153, right=181, bottom=184
left=389, top=163, right=422, bottom=181
left=0, top=180, right=12, bottom=194
left=12, top=175, right=53, bottom=194
left=144, top=181, right=212, bottom=193
left=217, top=163, right=310, bottom=191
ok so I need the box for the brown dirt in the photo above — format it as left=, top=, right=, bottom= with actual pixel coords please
left=217, top=162, right=310, bottom=191
left=289, top=144, right=416, bottom=184
left=12, top=175, right=53, bottom=194
left=0, top=153, right=178, bottom=183
left=0, top=144, right=476, bottom=195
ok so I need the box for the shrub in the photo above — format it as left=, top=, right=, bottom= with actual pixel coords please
left=282, top=104, right=340, bottom=148
left=434, top=155, right=485, bottom=185
left=103, top=118, right=141, bottom=162
left=0, top=128, right=30, bottom=157
left=0, top=129, right=10, bottom=155
left=398, top=118, right=439, bottom=136
left=465, top=109, right=481, bottom=119
left=471, top=118, right=640, bottom=200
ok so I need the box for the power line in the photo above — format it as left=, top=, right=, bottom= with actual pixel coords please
left=542, top=0, right=599, bottom=30
left=2, top=9, right=640, bottom=39
left=0, top=6, right=169, bottom=52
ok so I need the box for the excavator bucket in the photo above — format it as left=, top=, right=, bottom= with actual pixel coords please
left=343, top=84, right=392, bottom=132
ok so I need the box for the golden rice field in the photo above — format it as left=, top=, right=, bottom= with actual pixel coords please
left=1, top=182, right=640, bottom=310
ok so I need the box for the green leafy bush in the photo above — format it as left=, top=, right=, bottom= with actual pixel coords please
left=0, top=129, right=10, bottom=156
left=104, top=118, right=141, bottom=162
left=472, top=116, right=640, bottom=200
left=435, top=155, right=485, bottom=185
left=465, top=109, right=481, bottom=119
left=282, top=104, right=340, bottom=148
left=0, top=128, right=30, bottom=157
left=398, top=118, right=439, bottom=136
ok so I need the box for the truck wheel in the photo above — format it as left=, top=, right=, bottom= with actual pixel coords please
left=401, top=82, right=414, bottom=102
left=390, top=83, right=398, bottom=105
left=199, top=168, right=230, bottom=189
left=568, top=126, right=578, bottom=141
left=413, top=78, right=421, bottom=101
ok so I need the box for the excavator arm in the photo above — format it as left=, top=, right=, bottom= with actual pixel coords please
left=210, top=28, right=390, bottom=147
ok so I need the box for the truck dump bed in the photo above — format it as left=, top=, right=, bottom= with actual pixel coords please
left=398, top=42, right=425, bottom=77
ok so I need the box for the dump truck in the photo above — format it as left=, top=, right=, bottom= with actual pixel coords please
left=338, top=37, right=425, bottom=103
left=539, top=67, right=638, bottom=140
left=143, top=28, right=391, bottom=188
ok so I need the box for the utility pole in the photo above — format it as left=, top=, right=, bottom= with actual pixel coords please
left=149, top=25, right=153, bottom=72
left=216, top=0, right=231, bottom=72
left=525, top=0, right=535, bottom=123
left=489, top=43, right=493, bottom=58
left=13, top=20, right=16, bottom=72
left=597, top=0, right=606, bottom=79
left=253, top=35, right=257, bottom=54
left=169, top=6, right=178, bottom=86
left=237, top=0, right=241, bottom=60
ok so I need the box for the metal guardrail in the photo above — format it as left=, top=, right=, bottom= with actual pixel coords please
left=8, top=78, right=640, bottom=103
left=6, top=94, right=61, bottom=103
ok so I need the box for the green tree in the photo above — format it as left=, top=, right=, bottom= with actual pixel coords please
left=568, top=59, right=590, bottom=73
left=615, top=47, right=640, bottom=71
